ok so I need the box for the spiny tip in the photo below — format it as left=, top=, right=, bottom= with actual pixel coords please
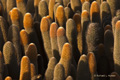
left=81, top=10, right=89, bottom=18
left=20, top=29, right=29, bottom=46
left=90, top=1, right=99, bottom=15
left=50, top=22, right=58, bottom=38
left=23, top=13, right=33, bottom=29
left=40, top=17, right=50, bottom=32
left=5, top=76, right=12, bottom=80
left=11, top=7, right=19, bottom=21
left=61, top=43, right=72, bottom=60
left=57, top=27, right=65, bottom=37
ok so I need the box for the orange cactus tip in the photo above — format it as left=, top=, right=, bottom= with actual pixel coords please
left=61, top=43, right=72, bottom=60
left=21, top=56, right=30, bottom=67
left=40, top=17, right=50, bottom=32
left=50, top=22, right=58, bottom=38
left=11, top=7, right=19, bottom=21
left=55, top=5, right=64, bottom=19
left=57, top=27, right=65, bottom=37
left=90, top=1, right=99, bottom=16
left=46, top=15, right=51, bottom=19
left=23, top=13, right=33, bottom=29
left=115, top=20, right=120, bottom=30
left=20, top=29, right=29, bottom=46
left=16, top=0, right=23, bottom=3
left=81, top=10, right=89, bottom=18
left=87, top=52, right=96, bottom=74
left=5, top=76, right=12, bottom=80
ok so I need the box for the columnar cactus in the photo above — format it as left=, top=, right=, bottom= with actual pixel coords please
left=64, top=7, right=72, bottom=21
left=55, top=5, right=65, bottom=27
left=23, top=13, right=41, bottom=55
left=25, top=43, right=38, bottom=74
left=90, top=1, right=100, bottom=23
left=104, top=30, right=114, bottom=73
left=16, top=0, right=27, bottom=27
left=112, top=16, right=120, bottom=36
left=66, top=19, right=80, bottom=62
left=49, top=0, right=55, bottom=21
left=87, top=52, right=99, bottom=80
left=57, top=27, right=67, bottom=55
left=81, top=10, right=90, bottom=54
left=113, top=20, right=120, bottom=75
left=44, top=57, right=57, bottom=80
left=76, top=54, right=91, bottom=80
left=0, top=16, right=8, bottom=42
left=8, top=24, right=22, bottom=64
left=1, top=0, right=7, bottom=19
left=107, top=0, right=117, bottom=17
left=54, top=3, right=60, bottom=20
left=82, top=1, right=90, bottom=13
left=86, top=23, right=104, bottom=53
left=10, top=8, right=21, bottom=30
left=40, top=17, right=52, bottom=60
left=6, top=0, right=16, bottom=24
left=53, top=63, right=65, bottom=80
left=19, top=56, right=31, bottom=80
left=3, top=41, right=19, bottom=79
left=73, top=13, right=82, bottom=55
left=50, top=22, right=60, bottom=61
left=38, top=0, right=48, bottom=19
left=100, top=1, right=111, bottom=27
left=59, top=43, right=72, bottom=78
left=20, top=29, right=29, bottom=53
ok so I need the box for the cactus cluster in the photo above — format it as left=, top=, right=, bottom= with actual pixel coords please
left=0, top=0, right=120, bottom=80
